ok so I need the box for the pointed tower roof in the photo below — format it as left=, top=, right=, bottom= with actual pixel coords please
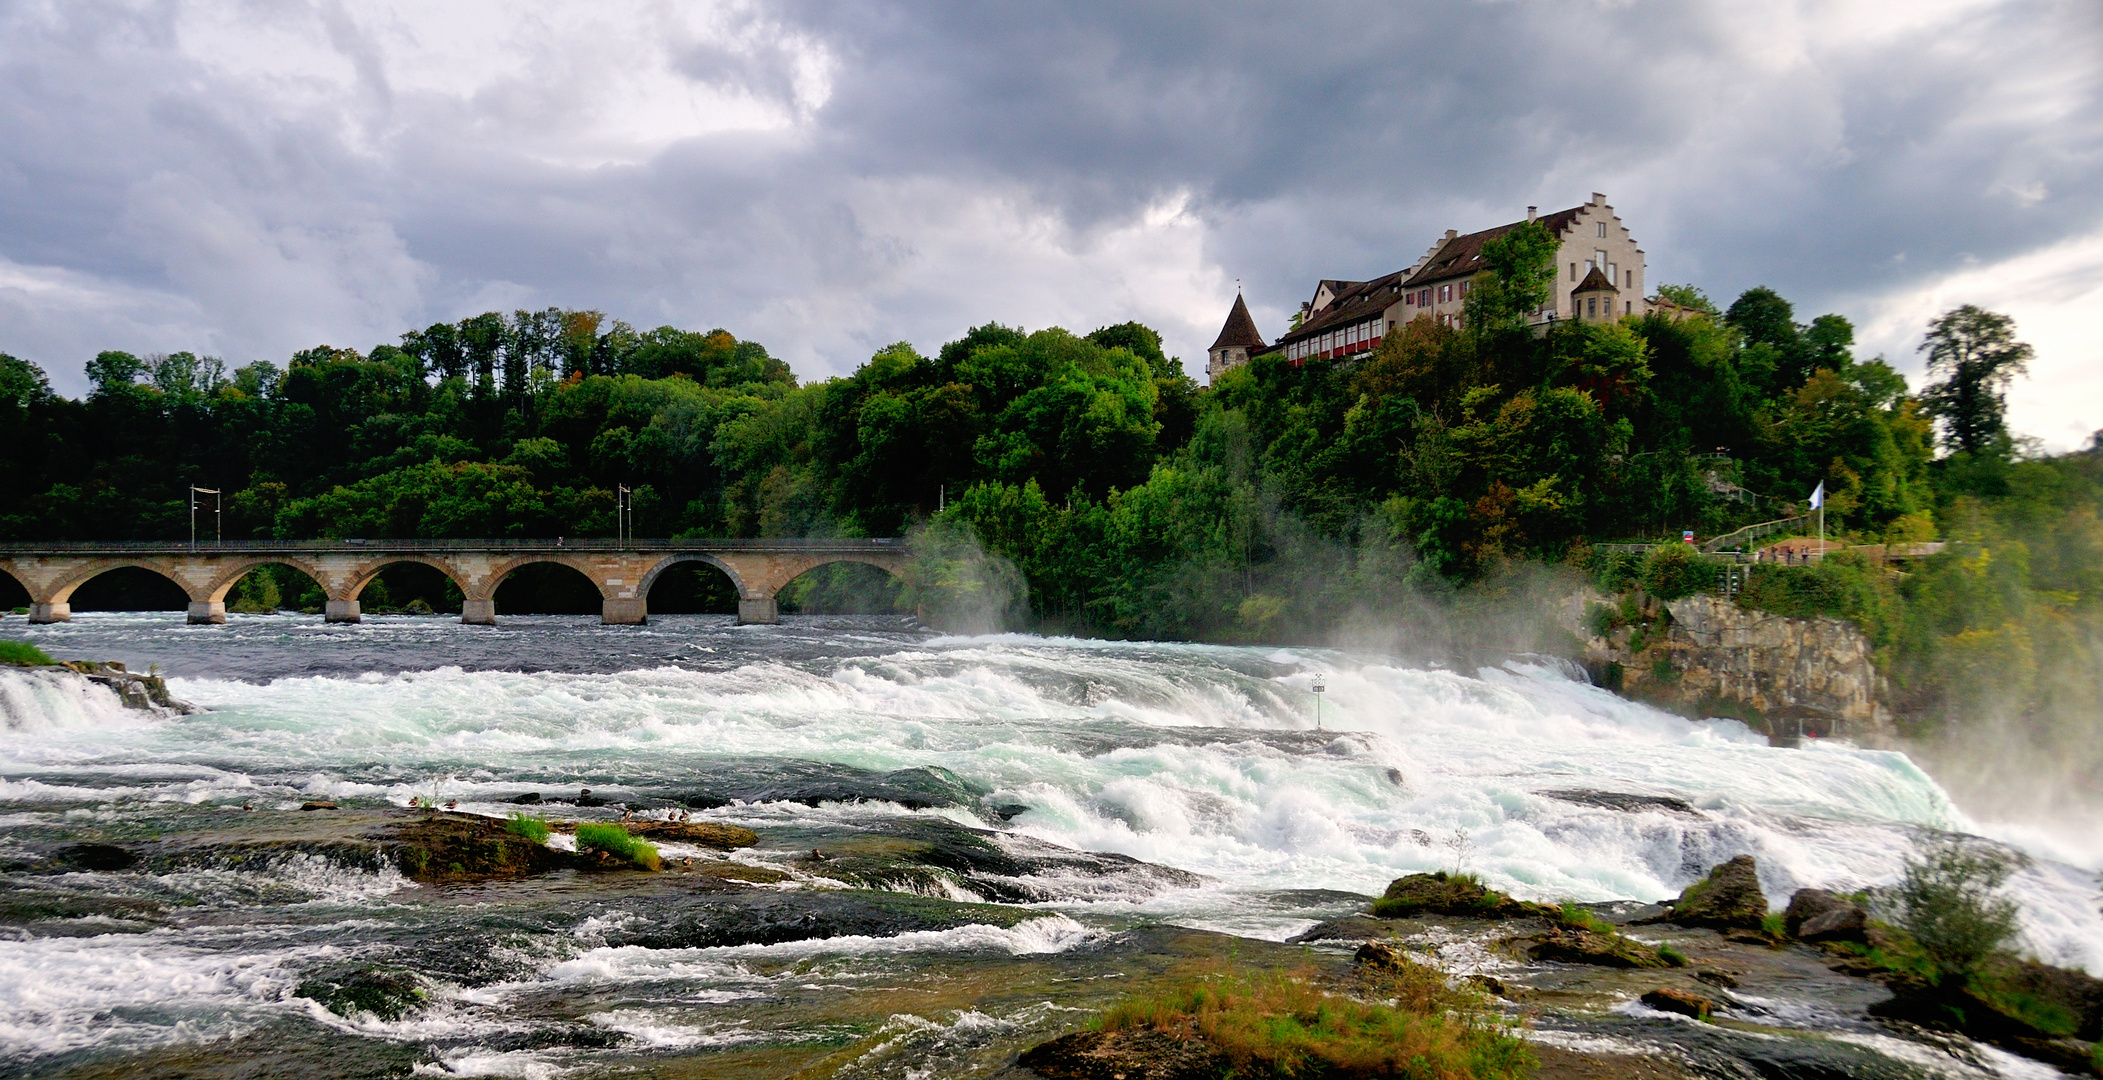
left=1574, top=265, right=1618, bottom=293
left=1209, top=293, right=1266, bottom=351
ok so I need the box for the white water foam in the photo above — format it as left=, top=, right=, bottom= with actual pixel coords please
left=5, top=632, right=2100, bottom=974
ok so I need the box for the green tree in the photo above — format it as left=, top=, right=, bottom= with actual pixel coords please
left=1885, top=839, right=2019, bottom=986
left=1918, top=306, right=2032, bottom=455
left=1464, top=220, right=1559, bottom=335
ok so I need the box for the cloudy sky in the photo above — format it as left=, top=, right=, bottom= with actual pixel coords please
left=2, top=0, right=2099, bottom=447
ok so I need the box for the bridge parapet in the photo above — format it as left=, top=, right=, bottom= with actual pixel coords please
left=0, top=539, right=910, bottom=627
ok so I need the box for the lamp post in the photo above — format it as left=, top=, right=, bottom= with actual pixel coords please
left=617, top=484, right=631, bottom=549
left=1311, top=674, right=1326, bottom=731
left=190, top=486, right=221, bottom=546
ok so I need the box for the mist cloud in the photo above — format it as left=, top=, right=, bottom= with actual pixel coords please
left=0, top=0, right=2097, bottom=442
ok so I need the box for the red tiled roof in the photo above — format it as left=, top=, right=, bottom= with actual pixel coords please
left=1274, top=270, right=1410, bottom=346
left=1400, top=205, right=1585, bottom=289
left=1209, top=293, right=1266, bottom=351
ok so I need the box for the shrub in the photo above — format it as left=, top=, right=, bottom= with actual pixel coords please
left=0, top=640, right=56, bottom=666
left=1883, top=840, right=2019, bottom=985
left=504, top=812, right=551, bottom=845
left=575, top=822, right=661, bottom=871
left=1641, top=543, right=1714, bottom=601
left=1096, top=963, right=1532, bottom=1080
left=1656, top=944, right=1689, bottom=967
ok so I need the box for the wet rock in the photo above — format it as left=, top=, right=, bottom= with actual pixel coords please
left=509, top=792, right=541, bottom=805
left=296, top=964, right=429, bottom=1021
left=1354, top=939, right=1412, bottom=971
left=682, top=762, right=983, bottom=812
left=1543, top=789, right=1701, bottom=816
left=1018, top=1027, right=1226, bottom=1080
left=1371, top=871, right=1545, bottom=919
left=392, top=813, right=580, bottom=882
left=1641, top=988, right=1714, bottom=1020
left=1651, top=855, right=1768, bottom=930
left=1468, top=973, right=1511, bottom=997
left=805, top=816, right=1200, bottom=903
left=300, top=801, right=337, bottom=811
left=59, top=660, right=198, bottom=715
left=51, top=843, right=139, bottom=872
left=1526, top=927, right=1671, bottom=969
left=622, top=820, right=757, bottom=850
left=1694, top=969, right=1741, bottom=989
left=1785, top=888, right=1868, bottom=943
left=587, top=888, right=1037, bottom=950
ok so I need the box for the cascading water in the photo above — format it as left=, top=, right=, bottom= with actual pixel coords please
left=2, top=611, right=2097, bottom=1078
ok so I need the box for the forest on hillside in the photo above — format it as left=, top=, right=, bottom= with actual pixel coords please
left=1, top=223, right=2098, bottom=748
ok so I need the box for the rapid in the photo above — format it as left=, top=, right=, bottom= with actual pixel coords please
left=2, top=611, right=2099, bottom=1077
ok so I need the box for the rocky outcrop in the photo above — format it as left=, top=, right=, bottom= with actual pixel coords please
left=1570, top=591, right=1891, bottom=738
left=1370, top=871, right=1547, bottom=919
left=1647, top=855, right=1768, bottom=931
left=1784, top=888, right=1869, bottom=944
left=61, top=661, right=196, bottom=714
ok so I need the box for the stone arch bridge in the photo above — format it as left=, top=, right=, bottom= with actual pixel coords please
left=0, top=539, right=911, bottom=626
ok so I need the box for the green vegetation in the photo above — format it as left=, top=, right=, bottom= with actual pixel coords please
left=0, top=640, right=56, bottom=665
left=1370, top=871, right=1543, bottom=919
left=503, top=812, right=551, bottom=845
left=1761, top=912, right=1789, bottom=940
left=1882, top=840, right=2019, bottom=986
left=1094, top=962, right=1533, bottom=1080
left=1656, top=944, right=1689, bottom=968
left=574, top=823, right=661, bottom=871
left=1, top=278, right=2095, bottom=759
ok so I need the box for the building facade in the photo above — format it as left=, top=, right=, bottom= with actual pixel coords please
left=1242, top=193, right=1647, bottom=369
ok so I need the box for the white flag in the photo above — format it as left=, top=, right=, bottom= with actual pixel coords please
left=1809, top=481, right=1825, bottom=510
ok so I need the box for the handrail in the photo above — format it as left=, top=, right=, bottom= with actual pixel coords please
left=0, top=537, right=904, bottom=555
left=1699, top=515, right=1807, bottom=554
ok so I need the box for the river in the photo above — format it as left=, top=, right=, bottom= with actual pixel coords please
left=2, top=612, right=2099, bottom=1077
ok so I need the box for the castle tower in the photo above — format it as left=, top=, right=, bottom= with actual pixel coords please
left=1206, top=293, right=1266, bottom=385
left=1571, top=265, right=1620, bottom=323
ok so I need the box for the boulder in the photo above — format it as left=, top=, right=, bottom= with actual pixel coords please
left=1527, top=927, right=1670, bottom=969
left=624, top=821, right=758, bottom=850
left=1784, top=888, right=1867, bottom=942
left=1018, top=1027, right=1225, bottom=1080
left=1661, top=855, right=1768, bottom=930
left=1371, top=871, right=1543, bottom=919
left=1640, top=988, right=1714, bottom=1020
left=1354, top=940, right=1412, bottom=972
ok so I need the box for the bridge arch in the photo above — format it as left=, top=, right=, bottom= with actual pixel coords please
left=489, top=559, right=605, bottom=616
left=776, top=558, right=906, bottom=616
left=57, top=562, right=194, bottom=618
left=0, top=566, right=28, bottom=612
left=203, top=557, right=329, bottom=606
left=637, top=554, right=749, bottom=603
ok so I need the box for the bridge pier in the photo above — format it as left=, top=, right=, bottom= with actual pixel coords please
left=737, top=597, right=778, bottom=625
left=324, top=599, right=361, bottom=623
left=460, top=599, right=496, bottom=625
left=601, top=598, right=647, bottom=625
left=186, top=601, right=226, bottom=625
left=28, top=602, right=68, bottom=624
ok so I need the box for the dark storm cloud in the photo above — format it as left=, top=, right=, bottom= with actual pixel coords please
left=0, top=0, right=2098, bottom=407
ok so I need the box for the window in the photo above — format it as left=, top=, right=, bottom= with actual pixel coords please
left=1587, top=297, right=1597, bottom=317
left=1388, top=320, right=1396, bottom=333
left=1625, top=301, right=1633, bottom=315
left=1460, top=280, right=1470, bottom=297
left=1597, top=221, right=1606, bottom=237
left=1606, top=262, right=1616, bottom=284
left=1571, top=263, right=1579, bottom=281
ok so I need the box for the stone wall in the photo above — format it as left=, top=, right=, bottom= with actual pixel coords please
left=1567, top=591, right=1893, bottom=739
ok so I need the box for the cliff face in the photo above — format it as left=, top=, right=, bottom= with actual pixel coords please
left=1571, top=592, right=1893, bottom=739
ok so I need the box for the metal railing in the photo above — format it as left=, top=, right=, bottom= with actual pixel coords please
left=1700, top=515, right=1807, bottom=554
left=0, top=537, right=904, bottom=555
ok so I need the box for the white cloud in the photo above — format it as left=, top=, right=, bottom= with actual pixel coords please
left=1853, top=226, right=2103, bottom=452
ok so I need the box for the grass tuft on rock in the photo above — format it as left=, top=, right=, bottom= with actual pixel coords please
left=503, top=812, right=551, bottom=845
left=576, top=822, right=661, bottom=870
left=1093, top=962, right=1533, bottom=1079
left=1371, top=871, right=1545, bottom=920
left=0, top=640, right=57, bottom=666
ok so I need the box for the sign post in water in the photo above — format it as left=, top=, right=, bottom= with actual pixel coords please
left=1311, top=674, right=1325, bottom=731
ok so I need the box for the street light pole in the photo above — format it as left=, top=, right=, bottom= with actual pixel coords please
left=1311, top=674, right=1326, bottom=731
left=617, top=484, right=631, bottom=549
left=190, top=486, right=222, bottom=546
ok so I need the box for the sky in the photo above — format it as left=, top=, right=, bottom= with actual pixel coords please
left=1, top=0, right=2099, bottom=449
